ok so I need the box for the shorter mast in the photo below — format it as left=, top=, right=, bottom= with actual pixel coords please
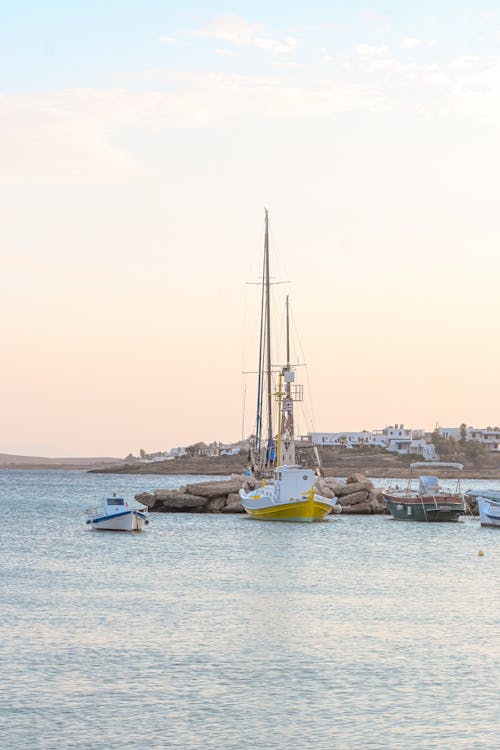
left=280, top=295, right=296, bottom=466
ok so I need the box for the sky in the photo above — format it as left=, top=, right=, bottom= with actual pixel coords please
left=2, top=1, right=500, bottom=457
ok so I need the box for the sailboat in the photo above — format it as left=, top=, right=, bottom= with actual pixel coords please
left=239, top=210, right=336, bottom=522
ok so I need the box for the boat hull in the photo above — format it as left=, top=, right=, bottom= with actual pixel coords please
left=240, top=493, right=333, bottom=522
left=384, top=495, right=464, bottom=522
left=87, top=510, right=148, bottom=532
left=477, top=496, right=500, bottom=528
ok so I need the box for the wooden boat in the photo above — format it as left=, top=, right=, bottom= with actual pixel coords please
left=240, top=210, right=336, bottom=522
left=86, top=494, right=149, bottom=531
left=382, top=462, right=465, bottom=522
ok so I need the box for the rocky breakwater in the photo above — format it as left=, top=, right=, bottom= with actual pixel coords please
left=136, top=472, right=386, bottom=515
left=316, top=473, right=386, bottom=514
left=135, top=477, right=247, bottom=514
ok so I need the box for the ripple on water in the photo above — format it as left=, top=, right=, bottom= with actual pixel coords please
left=0, top=470, right=499, bottom=749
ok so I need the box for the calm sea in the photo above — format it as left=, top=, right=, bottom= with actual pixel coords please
left=1, top=469, right=498, bottom=750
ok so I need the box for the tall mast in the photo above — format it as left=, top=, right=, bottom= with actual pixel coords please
left=254, top=229, right=267, bottom=462
left=264, top=209, right=273, bottom=450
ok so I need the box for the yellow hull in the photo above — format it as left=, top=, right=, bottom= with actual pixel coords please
left=243, top=498, right=332, bottom=522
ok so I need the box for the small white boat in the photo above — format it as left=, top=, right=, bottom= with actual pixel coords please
left=477, top=493, right=500, bottom=528
left=466, top=489, right=500, bottom=528
left=86, top=494, right=149, bottom=531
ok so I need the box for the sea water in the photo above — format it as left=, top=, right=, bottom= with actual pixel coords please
left=0, top=469, right=498, bottom=750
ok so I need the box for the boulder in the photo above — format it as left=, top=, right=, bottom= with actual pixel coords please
left=347, top=473, right=368, bottom=484
left=342, top=501, right=372, bottom=514
left=186, top=479, right=242, bottom=499
left=154, top=488, right=184, bottom=501
left=315, top=479, right=335, bottom=499
left=368, top=490, right=386, bottom=513
left=339, top=490, right=369, bottom=506
left=134, top=491, right=157, bottom=509
left=323, top=477, right=346, bottom=493
left=206, top=496, right=227, bottom=512
left=335, top=480, right=374, bottom=498
left=222, top=493, right=245, bottom=513
left=161, top=492, right=208, bottom=511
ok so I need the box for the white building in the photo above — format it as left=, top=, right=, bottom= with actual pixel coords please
left=437, top=426, right=500, bottom=451
left=309, top=424, right=436, bottom=459
left=467, top=427, right=500, bottom=451
left=438, top=427, right=461, bottom=442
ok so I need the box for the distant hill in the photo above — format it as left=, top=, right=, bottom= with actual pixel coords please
left=0, top=453, right=122, bottom=470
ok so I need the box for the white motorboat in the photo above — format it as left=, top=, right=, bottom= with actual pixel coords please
left=86, top=494, right=149, bottom=531
left=466, top=489, right=500, bottom=528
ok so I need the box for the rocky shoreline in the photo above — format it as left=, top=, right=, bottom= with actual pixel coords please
left=135, top=472, right=388, bottom=515
left=91, top=453, right=500, bottom=479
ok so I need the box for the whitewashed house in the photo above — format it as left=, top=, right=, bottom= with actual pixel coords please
left=309, top=424, right=436, bottom=458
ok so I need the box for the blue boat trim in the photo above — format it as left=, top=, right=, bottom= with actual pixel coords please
left=90, top=510, right=147, bottom=524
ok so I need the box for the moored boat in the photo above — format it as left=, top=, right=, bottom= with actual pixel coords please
left=382, top=462, right=465, bottom=522
left=239, top=210, right=336, bottom=522
left=86, top=494, right=149, bottom=531
left=466, top=489, right=500, bottom=528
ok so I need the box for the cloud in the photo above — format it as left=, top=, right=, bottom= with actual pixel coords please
left=159, top=36, right=177, bottom=44
left=214, top=48, right=238, bottom=57
left=399, top=37, right=437, bottom=49
left=355, top=44, right=389, bottom=57
left=0, top=91, right=149, bottom=186
left=190, top=14, right=298, bottom=55
left=359, top=9, right=388, bottom=25
left=4, top=49, right=500, bottom=187
left=399, top=37, right=422, bottom=49
left=0, top=76, right=387, bottom=185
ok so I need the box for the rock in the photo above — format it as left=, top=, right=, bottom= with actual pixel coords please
left=222, top=493, right=245, bottom=513
left=161, top=492, right=208, bottom=511
left=331, top=504, right=342, bottom=514
left=315, top=479, right=335, bottom=499
left=134, top=491, right=157, bottom=509
left=347, top=473, right=368, bottom=484
left=317, top=486, right=335, bottom=499
left=323, top=477, right=346, bottom=493
left=186, top=479, right=242, bottom=499
left=154, top=488, right=184, bottom=501
left=368, top=490, right=386, bottom=513
left=335, top=480, right=374, bottom=498
left=342, top=501, right=372, bottom=514
left=205, top=496, right=227, bottom=512
left=339, top=490, right=369, bottom=506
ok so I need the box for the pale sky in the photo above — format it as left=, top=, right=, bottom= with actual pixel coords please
left=2, top=1, right=500, bottom=457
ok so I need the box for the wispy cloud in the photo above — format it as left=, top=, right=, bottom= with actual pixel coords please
left=354, top=44, right=389, bottom=57
left=399, top=37, right=437, bottom=49
left=159, top=36, right=177, bottom=44
left=189, top=14, right=298, bottom=55
left=4, top=45, right=500, bottom=187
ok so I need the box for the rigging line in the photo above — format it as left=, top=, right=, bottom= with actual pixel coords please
left=290, top=305, right=318, bottom=433
left=241, top=281, right=252, bottom=441
left=241, top=377, right=247, bottom=442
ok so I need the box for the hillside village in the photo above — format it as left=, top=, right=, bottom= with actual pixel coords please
left=130, top=424, right=500, bottom=464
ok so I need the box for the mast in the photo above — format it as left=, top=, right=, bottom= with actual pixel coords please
left=263, top=209, right=276, bottom=468
left=254, top=231, right=267, bottom=462
left=264, top=209, right=273, bottom=453
left=280, top=295, right=296, bottom=466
